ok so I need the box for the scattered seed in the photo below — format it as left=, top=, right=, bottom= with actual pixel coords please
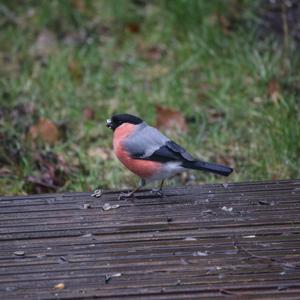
left=243, top=235, right=256, bottom=238
left=102, top=203, right=112, bottom=210
left=222, top=206, right=233, bottom=212
left=111, top=204, right=120, bottom=209
left=82, top=203, right=91, bottom=209
left=102, top=203, right=120, bottom=211
left=258, top=200, right=269, bottom=205
left=184, top=237, right=197, bottom=241
left=82, top=233, right=93, bottom=238
left=54, top=283, right=65, bottom=289
left=59, top=256, right=68, bottom=263
left=91, top=189, right=102, bottom=198
left=193, top=251, right=208, bottom=256
left=105, top=273, right=122, bottom=284
left=277, top=285, right=289, bottom=291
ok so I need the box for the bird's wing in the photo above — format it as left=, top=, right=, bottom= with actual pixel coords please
left=123, top=124, right=194, bottom=163
left=145, top=141, right=195, bottom=162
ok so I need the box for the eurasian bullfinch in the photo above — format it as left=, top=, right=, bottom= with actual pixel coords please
left=106, top=114, right=233, bottom=199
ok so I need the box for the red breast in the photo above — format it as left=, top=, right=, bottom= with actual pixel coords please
left=113, top=123, right=162, bottom=179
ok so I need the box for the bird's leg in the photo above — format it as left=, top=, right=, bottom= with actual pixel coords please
left=151, top=180, right=165, bottom=197
left=118, top=179, right=146, bottom=200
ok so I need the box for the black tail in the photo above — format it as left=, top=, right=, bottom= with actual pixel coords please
left=182, top=160, right=233, bottom=176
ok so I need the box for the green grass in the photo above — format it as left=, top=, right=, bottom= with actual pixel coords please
left=0, top=0, right=300, bottom=195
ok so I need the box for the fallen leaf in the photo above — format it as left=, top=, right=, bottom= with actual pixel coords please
left=68, top=59, right=82, bottom=81
left=26, top=175, right=57, bottom=193
left=71, top=0, right=86, bottom=12
left=83, top=107, right=95, bottom=120
left=25, top=152, right=73, bottom=193
left=27, top=118, right=60, bottom=145
left=267, top=79, right=280, bottom=104
left=126, top=22, right=140, bottom=33
left=54, top=283, right=65, bottom=290
left=218, top=14, right=231, bottom=35
left=207, top=108, right=225, bottom=124
left=155, top=105, right=188, bottom=133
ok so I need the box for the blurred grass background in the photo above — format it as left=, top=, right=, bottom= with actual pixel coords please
left=0, top=0, right=299, bottom=195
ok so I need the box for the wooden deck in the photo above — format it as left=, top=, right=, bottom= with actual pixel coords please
left=0, top=180, right=300, bottom=299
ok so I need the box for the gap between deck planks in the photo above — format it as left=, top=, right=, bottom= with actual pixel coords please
left=0, top=179, right=300, bottom=299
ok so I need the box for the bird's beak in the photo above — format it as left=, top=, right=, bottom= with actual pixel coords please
left=106, top=119, right=112, bottom=128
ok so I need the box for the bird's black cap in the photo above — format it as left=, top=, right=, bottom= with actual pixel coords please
left=106, top=114, right=143, bottom=130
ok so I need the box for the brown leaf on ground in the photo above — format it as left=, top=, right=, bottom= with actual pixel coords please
left=68, top=59, right=82, bottom=81
left=267, top=79, right=281, bottom=104
left=218, top=14, right=231, bottom=35
left=71, top=0, right=86, bottom=12
left=207, top=108, right=226, bottom=124
left=27, top=118, right=60, bottom=145
left=26, top=175, right=58, bottom=193
left=83, top=107, right=95, bottom=120
left=155, top=105, right=188, bottom=133
left=126, top=22, right=140, bottom=33
left=25, top=152, right=73, bottom=193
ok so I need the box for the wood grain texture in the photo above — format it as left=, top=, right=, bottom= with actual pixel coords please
left=0, top=179, right=300, bottom=299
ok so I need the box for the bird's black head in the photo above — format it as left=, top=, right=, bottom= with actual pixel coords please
left=106, top=114, right=143, bottom=130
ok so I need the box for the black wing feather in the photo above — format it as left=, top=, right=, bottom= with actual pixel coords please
left=134, top=140, right=195, bottom=163
left=165, top=141, right=194, bottom=161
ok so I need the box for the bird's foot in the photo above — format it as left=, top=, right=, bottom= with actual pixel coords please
left=118, top=191, right=135, bottom=201
left=151, top=188, right=164, bottom=197
left=91, top=189, right=102, bottom=198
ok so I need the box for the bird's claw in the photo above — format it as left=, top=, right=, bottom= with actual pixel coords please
left=151, top=188, right=164, bottom=197
left=118, top=192, right=135, bottom=201
left=91, top=189, right=102, bottom=198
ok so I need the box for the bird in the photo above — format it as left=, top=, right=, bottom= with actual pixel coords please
left=106, top=113, right=233, bottom=199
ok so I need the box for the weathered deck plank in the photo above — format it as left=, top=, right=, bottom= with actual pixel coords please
left=0, top=179, right=300, bottom=299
